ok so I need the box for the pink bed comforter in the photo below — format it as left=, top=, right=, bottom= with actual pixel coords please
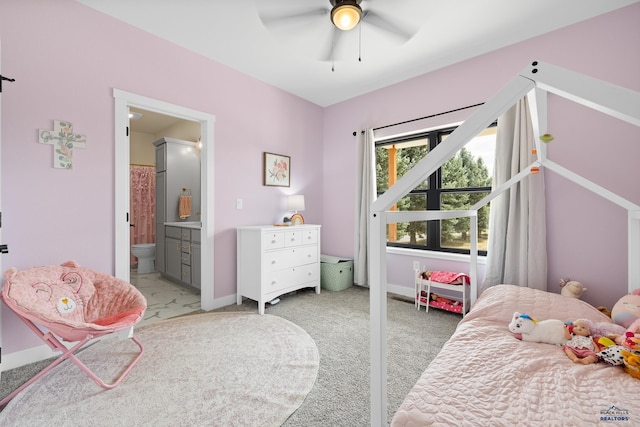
left=391, top=284, right=639, bottom=426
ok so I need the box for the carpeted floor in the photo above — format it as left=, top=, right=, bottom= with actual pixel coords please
left=0, top=312, right=319, bottom=427
left=213, top=285, right=461, bottom=426
left=1, top=285, right=461, bottom=426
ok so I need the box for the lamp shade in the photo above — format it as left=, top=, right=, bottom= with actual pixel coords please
left=331, top=3, right=362, bottom=31
left=288, top=195, right=305, bottom=212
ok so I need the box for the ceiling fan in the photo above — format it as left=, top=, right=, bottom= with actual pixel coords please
left=258, top=0, right=417, bottom=70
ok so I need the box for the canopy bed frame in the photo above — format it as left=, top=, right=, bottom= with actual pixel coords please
left=368, top=60, right=640, bottom=425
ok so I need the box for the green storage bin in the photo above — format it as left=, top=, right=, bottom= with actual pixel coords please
left=320, top=255, right=353, bottom=291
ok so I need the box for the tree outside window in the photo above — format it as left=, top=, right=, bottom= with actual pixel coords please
left=375, top=124, right=495, bottom=254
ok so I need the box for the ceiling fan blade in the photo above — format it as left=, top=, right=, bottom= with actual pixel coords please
left=320, top=26, right=341, bottom=63
left=361, top=10, right=416, bottom=41
left=259, top=7, right=329, bottom=28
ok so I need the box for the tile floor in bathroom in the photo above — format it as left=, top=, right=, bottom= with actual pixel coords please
left=129, top=269, right=201, bottom=326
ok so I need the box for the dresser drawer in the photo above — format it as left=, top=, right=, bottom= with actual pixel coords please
left=262, top=231, right=285, bottom=250
left=263, top=246, right=318, bottom=272
left=264, top=263, right=319, bottom=293
left=301, top=229, right=318, bottom=245
left=284, top=229, right=318, bottom=247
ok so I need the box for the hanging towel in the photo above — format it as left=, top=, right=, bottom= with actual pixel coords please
left=179, top=195, right=192, bottom=219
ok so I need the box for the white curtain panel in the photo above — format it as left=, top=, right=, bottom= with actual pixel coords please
left=354, top=129, right=376, bottom=286
left=482, top=98, right=547, bottom=292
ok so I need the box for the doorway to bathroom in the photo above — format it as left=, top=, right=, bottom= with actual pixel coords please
left=113, top=89, right=215, bottom=311
left=129, top=108, right=202, bottom=322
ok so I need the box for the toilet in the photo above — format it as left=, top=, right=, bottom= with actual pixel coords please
left=131, top=243, right=156, bottom=274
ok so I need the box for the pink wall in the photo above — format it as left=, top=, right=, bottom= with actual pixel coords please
left=1, top=1, right=638, bottom=360
left=322, top=3, right=640, bottom=309
left=0, top=0, right=323, bottom=354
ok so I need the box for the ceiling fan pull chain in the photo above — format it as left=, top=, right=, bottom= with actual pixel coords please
left=331, top=46, right=335, bottom=71
left=331, top=30, right=336, bottom=72
left=358, top=20, right=362, bottom=62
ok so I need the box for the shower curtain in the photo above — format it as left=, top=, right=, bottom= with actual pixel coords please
left=130, top=165, right=156, bottom=265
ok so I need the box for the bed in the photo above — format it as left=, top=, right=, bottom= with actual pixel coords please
left=391, top=284, right=639, bottom=426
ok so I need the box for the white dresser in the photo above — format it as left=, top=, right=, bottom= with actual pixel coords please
left=236, top=224, right=321, bottom=314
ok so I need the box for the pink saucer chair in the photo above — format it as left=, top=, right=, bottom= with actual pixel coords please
left=0, top=261, right=147, bottom=407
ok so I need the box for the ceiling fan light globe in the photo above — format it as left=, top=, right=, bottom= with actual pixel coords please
left=331, top=4, right=362, bottom=31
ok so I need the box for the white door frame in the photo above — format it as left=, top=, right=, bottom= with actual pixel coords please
left=0, top=40, right=4, bottom=375
left=113, top=89, right=215, bottom=310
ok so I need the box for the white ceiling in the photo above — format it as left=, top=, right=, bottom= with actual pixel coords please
left=77, top=0, right=637, bottom=107
left=128, top=107, right=183, bottom=134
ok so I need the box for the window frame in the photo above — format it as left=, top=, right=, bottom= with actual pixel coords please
left=375, top=122, right=496, bottom=255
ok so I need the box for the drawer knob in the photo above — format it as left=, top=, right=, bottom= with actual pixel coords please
left=271, top=239, right=277, bottom=244
left=271, top=260, right=277, bottom=265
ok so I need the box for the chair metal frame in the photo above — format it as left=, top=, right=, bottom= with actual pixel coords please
left=0, top=296, right=144, bottom=407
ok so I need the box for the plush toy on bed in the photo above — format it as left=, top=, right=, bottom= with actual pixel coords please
left=609, top=290, right=640, bottom=352
left=610, top=319, right=640, bottom=348
left=559, top=278, right=586, bottom=299
left=598, top=344, right=627, bottom=366
left=611, top=289, right=640, bottom=328
left=621, top=348, right=640, bottom=379
left=508, top=312, right=566, bottom=345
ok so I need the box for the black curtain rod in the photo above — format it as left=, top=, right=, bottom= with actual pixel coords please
left=353, top=102, right=484, bottom=136
left=0, top=74, right=16, bottom=93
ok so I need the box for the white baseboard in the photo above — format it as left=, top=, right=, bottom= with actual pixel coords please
left=386, top=282, right=414, bottom=299
left=348, top=282, right=414, bottom=300
left=1, top=343, right=63, bottom=372
left=209, top=293, right=238, bottom=310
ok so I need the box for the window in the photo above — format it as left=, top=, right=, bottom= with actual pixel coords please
left=375, top=123, right=497, bottom=255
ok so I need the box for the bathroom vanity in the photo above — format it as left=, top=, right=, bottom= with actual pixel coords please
left=163, top=222, right=201, bottom=290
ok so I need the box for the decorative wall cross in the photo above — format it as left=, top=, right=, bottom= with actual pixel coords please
left=39, top=120, right=86, bottom=169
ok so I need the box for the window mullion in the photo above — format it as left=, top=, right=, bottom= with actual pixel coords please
left=426, top=132, right=440, bottom=250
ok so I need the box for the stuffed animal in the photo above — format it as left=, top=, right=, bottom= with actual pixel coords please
left=621, top=349, right=640, bottom=379
left=597, top=306, right=612, bottom=318
left=598, top=344, right=627, bottom=366
left=508, top=312, right=566, bottom=345
left=611, top=289, right=640, bottom=329
left=559, top=278, right=586, bottom=299
left=612, top=318, right=640, bottom=347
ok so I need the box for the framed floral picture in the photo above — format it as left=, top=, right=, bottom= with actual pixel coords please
left=263, top=152, right=290, bottom=187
